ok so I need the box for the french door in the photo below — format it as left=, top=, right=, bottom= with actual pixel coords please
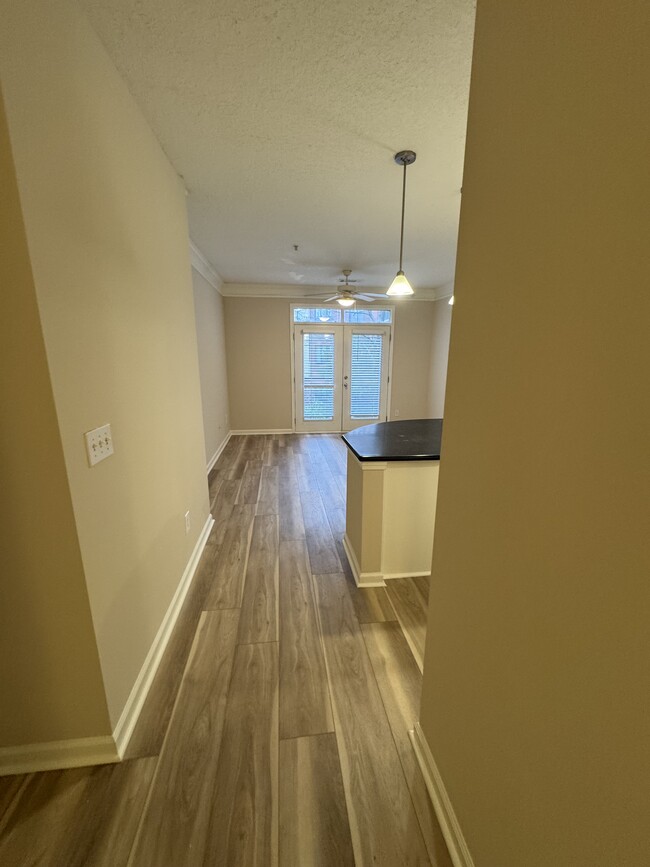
left=294, top=324, right=390, bottom=432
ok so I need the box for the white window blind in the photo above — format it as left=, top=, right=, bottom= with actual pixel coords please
left=349, top=333, right=384, bottom=419
left=303, top=333, right=335, bottom=421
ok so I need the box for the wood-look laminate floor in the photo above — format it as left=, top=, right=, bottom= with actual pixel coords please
left=0, top=434, right=451, bottom=867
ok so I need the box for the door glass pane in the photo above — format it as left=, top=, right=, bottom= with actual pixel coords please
left=349, top=333, right=383, bottom=419
left=304, top=388, right=334, bottom=421
left=303, top=333, right=335, bottom=421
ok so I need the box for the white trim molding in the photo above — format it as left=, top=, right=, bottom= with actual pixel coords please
left=112, top=514, right=215, bottom=756
left=342, top=534, right=385, bottom=588
left=230, top=428, right=293, bottom=436
left=342, top=535, right=431, bottom=587
left=190, top=241, right=223, bottom=293
left=383, top=570, right=431, bottom=580
left=0, top=736, right=119, bottom=777
left=410, top=722, right=475, bottom=867
left=221, top=282, right=440, bottom=301
left=206, top=431, right=232, bottom=474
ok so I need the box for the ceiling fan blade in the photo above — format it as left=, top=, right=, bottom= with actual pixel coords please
left=358, top=292, right=390, bottom=299
left=322, top=294, right=340, bottom=302
left=355, top=293, right=379, bottom=302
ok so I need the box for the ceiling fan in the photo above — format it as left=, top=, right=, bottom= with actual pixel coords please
left=319, top=270, right=389, bottom=307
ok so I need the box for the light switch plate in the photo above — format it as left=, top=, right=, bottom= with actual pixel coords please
left=85, top=423, right=114, bottom=467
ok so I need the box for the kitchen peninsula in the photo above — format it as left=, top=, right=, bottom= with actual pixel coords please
left=342, top=418, right=442, bottom=587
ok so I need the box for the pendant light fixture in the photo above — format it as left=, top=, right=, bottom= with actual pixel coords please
left=386, top=150, right=416, bottom=296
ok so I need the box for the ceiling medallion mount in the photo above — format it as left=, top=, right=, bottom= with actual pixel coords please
left=386, top=149, right=417, bottom=297
left=394, top=150, right=416, bottom=167
left=339, top=269, right=357, bottom=285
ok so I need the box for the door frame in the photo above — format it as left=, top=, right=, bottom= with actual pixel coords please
left=290, top=304, right=395, bottom=433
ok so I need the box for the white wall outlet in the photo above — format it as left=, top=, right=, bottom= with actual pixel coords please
left=184, top=511, right=191, bottom=534
left=394, top=409, right=400, bottom=417
left=84, top=423, right=114, bottom=467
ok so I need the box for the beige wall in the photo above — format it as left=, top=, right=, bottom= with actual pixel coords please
left=1, top=0, right=210, bottom=730
left=390, top=301, right=436, bottom=420
left=192, top=268, right=230, bottom=464
left=224, top=297, right=294, bottom=431
left=0, top=89, right=111, bottom=747
left=420, top=2, right=650, bottom=865
left=224, top=296, right=436, bottom=430
left=427, top=298, right=452, bottom=418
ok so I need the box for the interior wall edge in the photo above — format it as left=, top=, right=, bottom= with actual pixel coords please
left=190, top=241, right=223, bottom=292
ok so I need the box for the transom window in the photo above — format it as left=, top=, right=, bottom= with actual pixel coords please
left=292, top=306, right=392, bottom=324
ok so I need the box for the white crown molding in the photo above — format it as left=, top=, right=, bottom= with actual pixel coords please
left=190, top=241, right=223, bottom=293
left=433, top=281, right=454, bottom=301
left=220, top=282, right=441, bottom=301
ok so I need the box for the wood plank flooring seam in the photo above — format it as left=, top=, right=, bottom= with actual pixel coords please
left=125, top=609, right=212, bottom=860
left=235, top=639, right=279, bottom=646
left=360, top=621, right=451, bottom=866
left=237, top=514, right=279, bottom=644
left=126, top=610, right=241, bottom=866
left=0, top=775, right=30, bottom=836
left=279, top=540, right=336, bottom=740
left=310, top=571, right=432, bottom=865
left=358, top=625, right=431, bottom=856
left=278, top=727, right=338, bottom=743
left=305, top=571, right=363, bottom=864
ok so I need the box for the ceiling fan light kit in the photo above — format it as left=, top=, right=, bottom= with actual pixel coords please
left=316, top=270, right=391, bottom=305
left=386, top=150, right=416, bottom=297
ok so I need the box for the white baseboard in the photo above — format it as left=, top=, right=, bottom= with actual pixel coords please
left=342, top=534, right=385, bottom=588
left=112, top=514, right=215, bottom=756
left=0, top=736, right=119, bottom=777
left=230, top=429, right=293, bottom=435
left=206, top=431, right=232, bottom=474
left=410, top=722, right=475, bottom=867
left=384, top=570, right=431, bottom=580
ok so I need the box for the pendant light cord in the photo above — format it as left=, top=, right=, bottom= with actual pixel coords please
left=399, top=159, right=407, bottom=271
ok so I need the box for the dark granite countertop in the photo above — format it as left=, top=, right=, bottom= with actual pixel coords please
left=342, top=418, right=443, bottom=462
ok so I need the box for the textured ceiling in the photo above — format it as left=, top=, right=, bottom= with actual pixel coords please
left=81, top=0, right=476, bottom=293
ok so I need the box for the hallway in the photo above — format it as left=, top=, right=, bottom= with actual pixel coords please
left=0, top=434, right=448, bottom=866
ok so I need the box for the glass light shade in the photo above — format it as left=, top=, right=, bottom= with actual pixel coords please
left=337, top=296, right=355, bottom=307
left=448, top=295, right=455, bottom=306
left=386, top=270, right=414, bottom=296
